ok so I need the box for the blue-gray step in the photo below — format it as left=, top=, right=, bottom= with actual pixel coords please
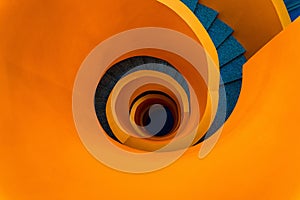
left=284, top=0, right=300, bottom=20
left=217, top=36, right=246, bottom=67
left=194, top=4, right=218, bottom=30
left=181, top=0, right=198, bottom=12
left=208, top=18, right=233, bottom=48
left=220, top=55, right=246, bottom=84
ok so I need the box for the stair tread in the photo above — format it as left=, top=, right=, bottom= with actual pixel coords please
left=194, top=3, right=218, bottom=30
left=142, top=57, right=168, bottom=65
left=223, top=80, right=242, bottom=119
left=181, top=0, right=198, bottom=12
left=218, top=36, right=246, bottom=66
left=289, top=8, right=300, bottom=20
left=208, top=18, right=233, bottom=48
left=220, top=55, right=246, bottom=84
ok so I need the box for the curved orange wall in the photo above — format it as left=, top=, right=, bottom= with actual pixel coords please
left=1, top=0, right=300, bottom=199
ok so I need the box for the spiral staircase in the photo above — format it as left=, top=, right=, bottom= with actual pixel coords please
left=95, top=0, right=248, bottom=142
left=181, top=0, right=248, bottom=140
left=2, top=0, right=300, bottom=198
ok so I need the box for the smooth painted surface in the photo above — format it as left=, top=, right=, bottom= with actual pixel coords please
left=1, top=1, right=300, bottom=199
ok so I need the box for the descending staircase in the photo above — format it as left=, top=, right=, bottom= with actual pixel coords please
left=95, top=0, right=248, bottom=143
left=181, top=0, right=247, bottom=140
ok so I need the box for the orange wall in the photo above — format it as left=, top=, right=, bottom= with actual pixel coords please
left=1, top=1, right=300, bottom=199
